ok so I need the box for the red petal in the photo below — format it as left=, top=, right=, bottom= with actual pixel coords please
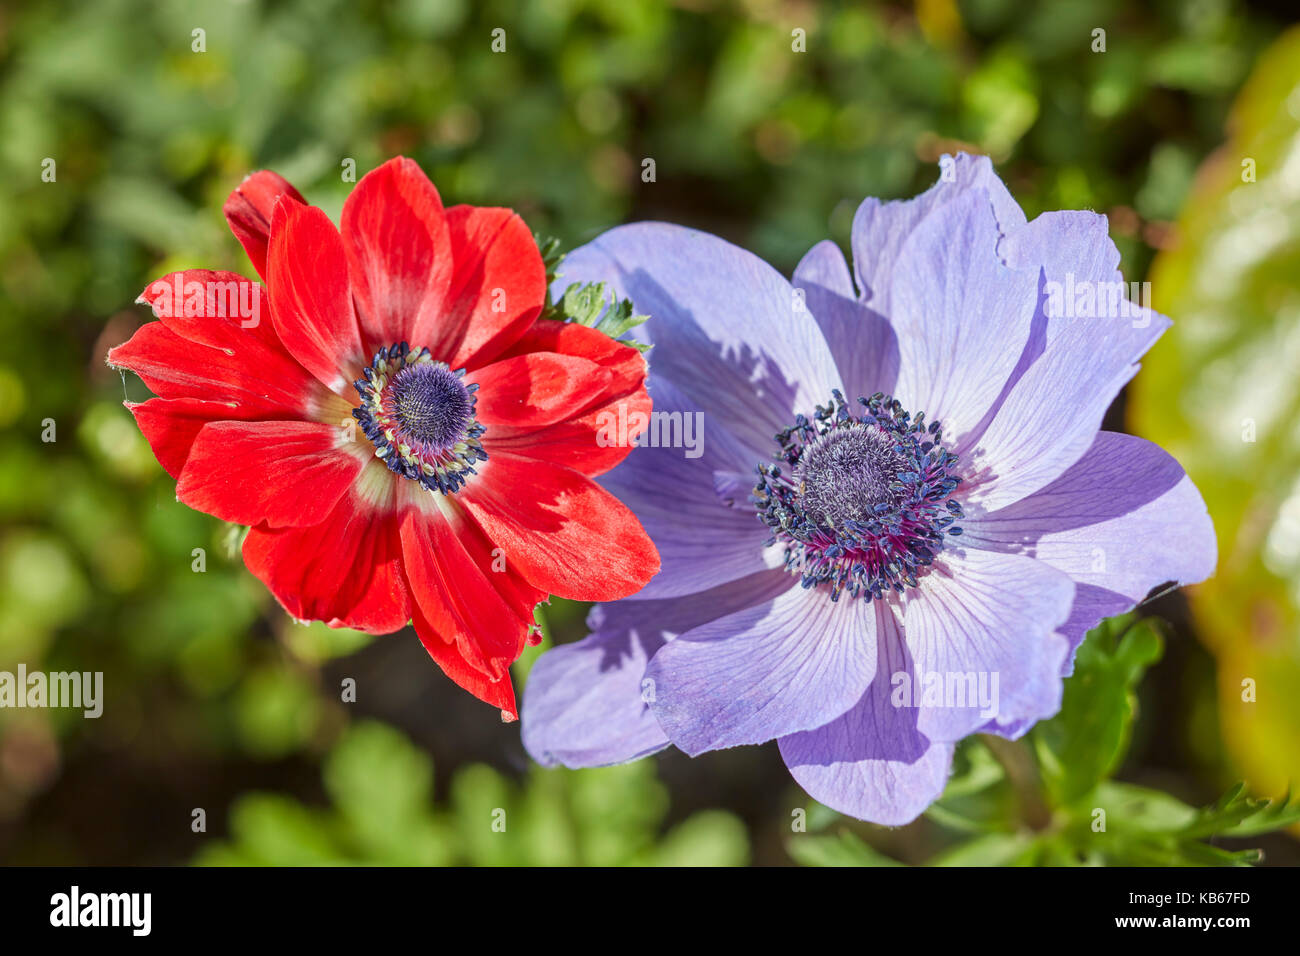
left=176, top=420, right=363, bottom=528
left=266, top=201, right=367, bottom=393
left=126, top=397, right=245, bottom=479
left=466, top=352, right=613, bottom=428
left=108, top=321, right=318, bottom=417
left=223, top=171, right=305, bottom=281
left=127, top=269, right=324, bottom=402
left=417, top=206, right=546, bottom=370
left=446, top=499, right=548, bottom=625
left=496, top=318, right=646, bottom=398
left=483, top=387, right=653, bottom=477
left=459, top=453, right=659, bottom=600
left=139, top=269, right=277, bottom=350
left=242, top=475, right=410, bottom=633
left=399, top=503, right=535, bottom=680
left=341, top=157, right=453, bottom=353
left=411, top=597, right=519, bottom=718
left=481, top=319, right=652, bottom=475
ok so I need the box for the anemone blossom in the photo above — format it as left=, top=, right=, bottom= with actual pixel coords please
left=109, top=158, right=658, bottom=718
left=521, top=154, right=1215, bottom=822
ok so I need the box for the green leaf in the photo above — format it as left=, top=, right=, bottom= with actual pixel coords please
left=1092, top=781, right=1197, bottom=833
left=930, top=832, right=1038, bottom=867
left=556, top=281, right=652, bottom=353
left=925, top=737, right=1016, bottom=834
left=1073, top=781, right=1296, bottom=866
left=196, top=719, right=749, bottom=866
left=647, top=811, right=751, bottom=867
left=1185, top=784, right=1300, bottom=839
left=205, top=794, right=341, bottom=867
left=787, top=830, right=904, bottom=867
left=560, top=281, right=611, bottom=326
left=325, top=722, right=433, bottom=829
left=535, top=233, right=564, bottom=287
left=1033, top=616, right=1163, bottom=804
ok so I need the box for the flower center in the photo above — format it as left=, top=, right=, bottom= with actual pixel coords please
left=752, top=390, right=964, bottom=601
left=352, top=342, right=486, bottom=494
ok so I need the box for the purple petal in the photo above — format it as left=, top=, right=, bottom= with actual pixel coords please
left=964, top=213, right=1172, bottom=511
left=973, top=630, right=1072, bottom=739
left=599, top=375, right=779, bottom=600
left=961, top=431, right=1216, bottom=665
left=521, top=569, right=792, bottom=768
left=521, top=628, right=666, bottom=769
left=793, top=240, right=900, bottom=400
left=902, top=548, right=1075, bottom=743
left=1054, top=584, right=1137, bottom=678
left=645, top=581, right=880, bottom=756
left=851, top=152, right=1027, bottom=310
left=885, top=187, right=1040, bottom=448
left=779, top=603, right=954, bottom=825
left=556, top=222, right=842, bottom=457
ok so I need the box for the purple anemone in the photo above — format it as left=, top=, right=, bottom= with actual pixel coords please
left=521, top=154, right=1216, bottom=824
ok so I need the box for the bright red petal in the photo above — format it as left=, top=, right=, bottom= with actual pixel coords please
left=496, top=318, right=646, bottom=397
left=418, top=206, right=546, bottom=370
left=399, top=503, right=535, bottom=679
left=483, top=388, right=653, bottom=477
left=411, top=598, right=519, bottom=718
left=126, top=397, right=249, bottom=479
left=443, top=499, right=548, bottom=626
left=459, top=452, right=659, bottom=600
left=266, top=201, right=367, bottom=393
left=466, top=352, right=613, bottom=428
left=480, top=319, right=652, bottom=475
left=341, top=157, right=453, bottom=353
left=108, top=321, right=318, bottom=417
left=223, top=171, right=305, bottom=281
left=177, top=420, right=363, bottom=528
left=137, top=270, right=291, bottom=357
left=127, top=269, right=324, bottom=402
left=242, top=476, right=410, bottom=633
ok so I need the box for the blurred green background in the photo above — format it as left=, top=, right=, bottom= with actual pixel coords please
left=2, top=0, right=1299, bottom=865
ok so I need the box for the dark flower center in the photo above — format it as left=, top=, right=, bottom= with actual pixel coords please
left=352, top=342, right=486, bottom=494
left=796, top=426, right=909, bottom=527
left=752, top=391, right=964, bottom=601
left=391, top=362, right=474, bottom=447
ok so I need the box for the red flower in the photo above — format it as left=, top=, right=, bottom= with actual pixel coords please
left=109, top=157, right=659, bottom=718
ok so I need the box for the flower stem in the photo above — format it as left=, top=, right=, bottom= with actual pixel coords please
left=978, top=734, right=1052, bottom=832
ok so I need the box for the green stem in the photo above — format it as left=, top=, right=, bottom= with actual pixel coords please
left=979, top=734, right=1053, bottom=832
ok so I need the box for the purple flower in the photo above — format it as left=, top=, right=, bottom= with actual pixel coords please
left=521, top=154, right=1216, bottom=824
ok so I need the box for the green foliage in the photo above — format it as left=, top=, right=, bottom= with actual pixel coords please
left=196, top=720, right=749, bottom=867
left=536, top=234, right=650, bottom=351
left=792, top=616, right=1299, bottom=867
left=786, top=829, right=904, bottom=867
left=1034, top=616, right=1163, bottom=804
left=553, top=280, right=651, bottom=352
left=534, top=233, right=565, bottom=291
